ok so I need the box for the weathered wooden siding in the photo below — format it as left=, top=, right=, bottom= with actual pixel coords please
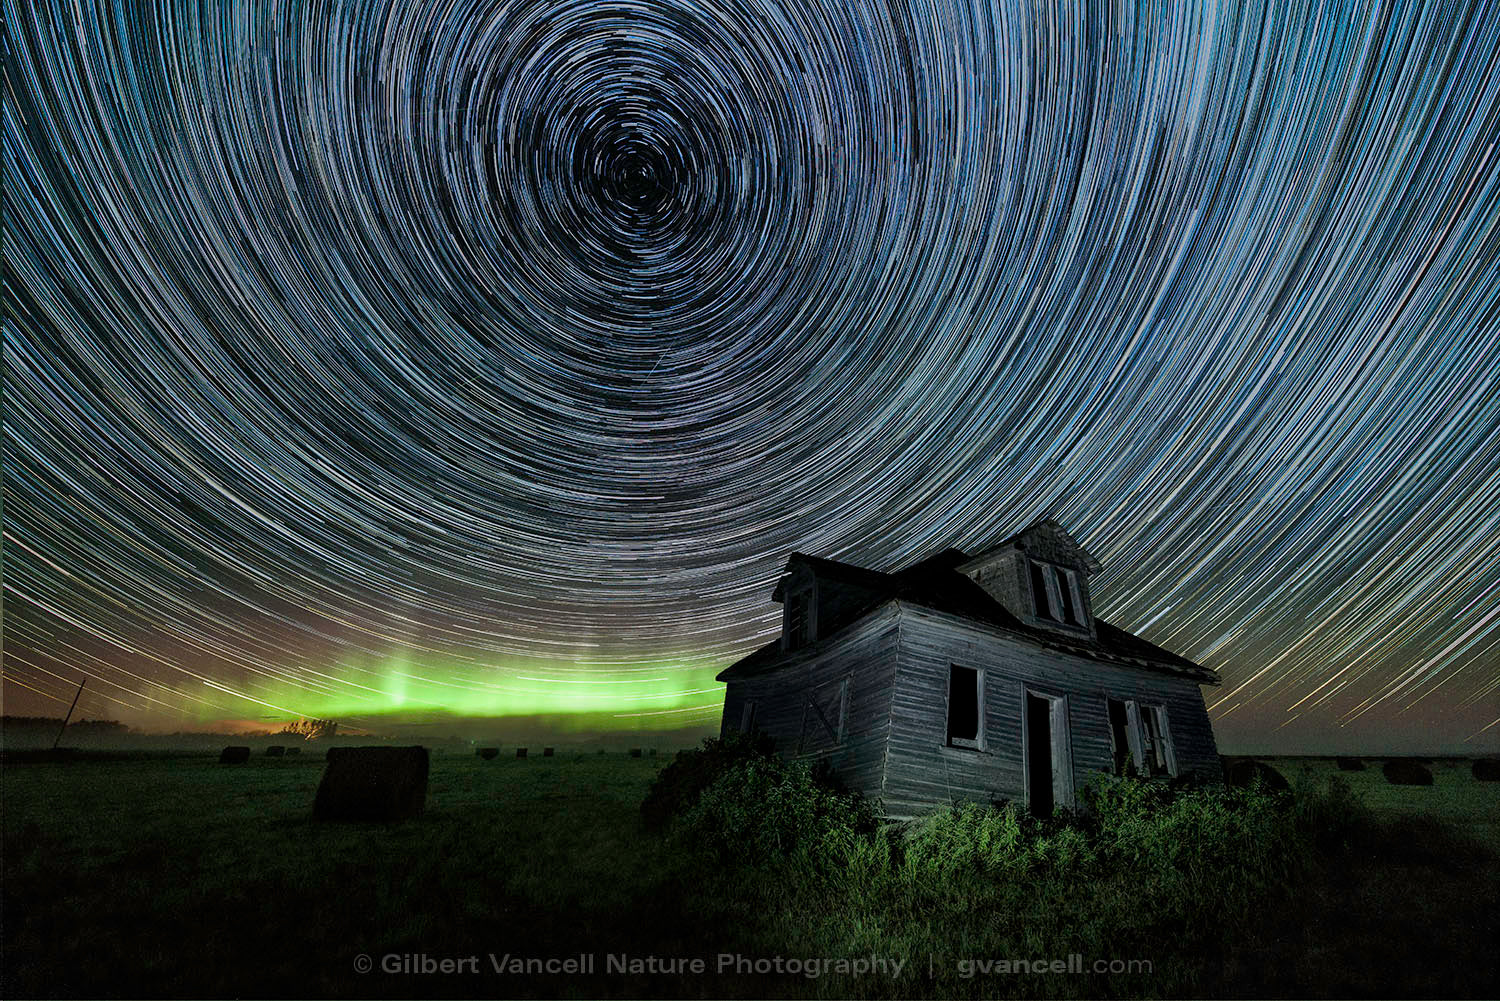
left=967, top=549, right=1027, bottom=618
left=720, top=602, right=900, bottom=803
left=813, top=578, right=887, bottom=639
left=882, top=604, right=1221, bottom=819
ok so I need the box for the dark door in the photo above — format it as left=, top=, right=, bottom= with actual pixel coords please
left=1026, top=693, right=1054, bottom=817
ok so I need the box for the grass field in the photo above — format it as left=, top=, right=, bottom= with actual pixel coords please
left=3, top=749, right=1497, bottom=998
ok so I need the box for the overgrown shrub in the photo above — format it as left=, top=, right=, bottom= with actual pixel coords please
left=640, top=730, right=777, bottom=831
left=898, top=800, right=1100, bottom=884
left=665, top=752, right=877, bottom=876
left=1084, top=773, right=1297, bottom=884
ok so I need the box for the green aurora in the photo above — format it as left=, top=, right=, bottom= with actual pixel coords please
left=179, top=650, right=728, bottom=734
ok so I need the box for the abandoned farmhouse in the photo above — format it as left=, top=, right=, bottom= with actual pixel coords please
left=717, top=520, right=1222, bottom=819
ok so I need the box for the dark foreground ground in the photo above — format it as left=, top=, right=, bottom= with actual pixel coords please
left=3, top=750, right=1497, bottom=999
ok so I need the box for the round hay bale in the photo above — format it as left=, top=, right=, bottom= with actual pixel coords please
left=542, top=747, right=555, bottom=757
left=284, top=746, right=301, bottom=757
left=1224, top=758, right=1289, bottom=792
left=476, top=747, right=499, bottom=760
left=219, top=745, right=251, bottom=765
left=1473, top=759, right=1500, bottom=782
left=265, top=745, right=286, bottom=758
left=515, top=747, right=527, bottom=759
left=313, top=746, right=429, bottom=821
left=1335, top=756, right=1365, bottom=771
left=629, top=748, right=643, bottom=758
left=1383, top=760, right=1433, bottom=786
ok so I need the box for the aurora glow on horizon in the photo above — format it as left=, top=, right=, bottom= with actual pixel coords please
left=4, top=0, right=1498, bottom=751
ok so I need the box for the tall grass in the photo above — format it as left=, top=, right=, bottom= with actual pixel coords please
left=655, top=751, right=1425, bottom=998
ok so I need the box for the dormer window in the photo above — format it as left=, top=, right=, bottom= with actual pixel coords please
left=785, top=588, right=813, bottom=650
left=1029, top=561, right=1087, bottom=628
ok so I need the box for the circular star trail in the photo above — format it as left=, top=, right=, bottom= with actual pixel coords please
left=5, top=0, right=1499, bottom=747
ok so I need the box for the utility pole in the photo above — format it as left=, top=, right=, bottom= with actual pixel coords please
left=52, top=678, right=86, bottom=749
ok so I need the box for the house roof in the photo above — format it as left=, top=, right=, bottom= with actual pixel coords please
left=962, top=518, right=1104, bottom=575
left=718, top=547, right=1218, bottom=684
left=771, top=553, right=892, bottom=601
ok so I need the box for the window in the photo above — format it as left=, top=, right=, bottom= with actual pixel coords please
left=946, top=665, right=982, bottom=749
left=1030, top=561, right=1088, bottom=627
left=1107, top=698, right=1176, bottom=777
left=739, top=700, right=757, bottom=733
left=785, top=590, right=811, bottom=650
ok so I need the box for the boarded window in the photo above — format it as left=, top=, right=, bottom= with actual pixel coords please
left=798, top=677, right=850, bottom=752
left=1029, top=562, right=1053, bottom=619
left=947, top=666, right=981, bottom=747
left=739, top=700, right=757, bottom=733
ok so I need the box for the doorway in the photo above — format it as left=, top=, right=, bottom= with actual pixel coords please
left=1025, top=691, right=1072, bottom=816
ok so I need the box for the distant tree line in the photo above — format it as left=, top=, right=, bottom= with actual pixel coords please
left=1, top=716, right=130, bottom=733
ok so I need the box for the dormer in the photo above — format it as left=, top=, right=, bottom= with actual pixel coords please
left=773, top=560, right=819, bottom=652
left=957, top=520, right=1101, bottom=638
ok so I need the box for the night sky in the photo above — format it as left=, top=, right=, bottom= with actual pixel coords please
left=5, top=0, right=1498, bottom=752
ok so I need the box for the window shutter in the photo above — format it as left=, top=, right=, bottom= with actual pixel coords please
left=1153, top=706, right=1177, bottom=776
left=1124, top=700, right=1145, bottom=773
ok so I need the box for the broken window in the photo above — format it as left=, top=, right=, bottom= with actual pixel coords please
left=947, top=665, right=981, bottom=748
left=1109, top=698, right=1175, bottom=777
left=1142, top=704, right=1176, bottom=776
left=1030, top=561, right=1087, bottom=627
left=785, top=590, right=811, bottom=650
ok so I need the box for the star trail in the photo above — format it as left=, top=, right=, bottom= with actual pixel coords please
left=4, top=0, right=1498, bottom=749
